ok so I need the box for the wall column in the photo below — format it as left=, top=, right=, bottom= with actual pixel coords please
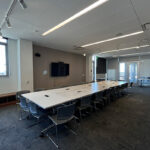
left=17, top=39, right=33, bottom=91
left=86, top=54, right=93, bottom=82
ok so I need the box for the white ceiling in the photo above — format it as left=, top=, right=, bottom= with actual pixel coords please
left=1, top=0, right=150, bottom=56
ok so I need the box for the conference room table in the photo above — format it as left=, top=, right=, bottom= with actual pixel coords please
left=22, top=80, right=126, bottom=110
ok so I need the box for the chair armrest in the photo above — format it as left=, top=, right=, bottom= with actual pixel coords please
left=74, top=116, right=79, bottom=121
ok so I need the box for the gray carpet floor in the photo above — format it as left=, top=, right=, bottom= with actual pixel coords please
left=0, top=87, right=150, bottom=150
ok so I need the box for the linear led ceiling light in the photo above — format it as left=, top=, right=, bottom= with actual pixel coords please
left=115, top=51, right=150, bottom=57
left=42, top=0, right=109, bottom=36
left=99, top=45, right=150, bottom=54
left=82, top=31, right=144, bottom=47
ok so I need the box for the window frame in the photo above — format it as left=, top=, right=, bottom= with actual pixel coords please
left=0, top=38, right=9, bottom=77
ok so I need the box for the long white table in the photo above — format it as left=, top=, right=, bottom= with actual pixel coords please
left=22, top=81, right=126, bottom=109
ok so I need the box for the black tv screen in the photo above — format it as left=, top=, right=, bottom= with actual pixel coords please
left=51, top=62, right=69, bottom=77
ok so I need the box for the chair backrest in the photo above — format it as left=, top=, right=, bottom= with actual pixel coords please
left=96, top=91, right=103, bottom=99
left=110, top=87, right=115, bottom=94
left=125, top=83, right=128, bottom=88
left=130, top=82, right=133, bottom=87
left=80, top=95, right=91, bottom=106
left=105, top=88, right=111, bottom=95
left=57, top=104, right=75, bottom=120
left=28, top=102, right=38, bottom=115
left=115, top=86, right=120, bottom=91
left=16, top=90, right=30, bottom=108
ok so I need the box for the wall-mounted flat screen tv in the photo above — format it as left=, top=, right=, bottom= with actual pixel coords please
left=51, top=62, right=69, bottom=77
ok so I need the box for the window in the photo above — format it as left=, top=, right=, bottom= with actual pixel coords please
left=119, top=63, right=125, bottom=81
left=0, top=38, right=8, bottom=76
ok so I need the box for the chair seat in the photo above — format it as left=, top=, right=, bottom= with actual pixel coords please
left=49, top=115, right=75, bottom=125
left=30, top=109, right=46, bottom=119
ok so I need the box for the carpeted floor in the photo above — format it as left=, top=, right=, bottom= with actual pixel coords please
left=0, top=87, right=150, bottom=150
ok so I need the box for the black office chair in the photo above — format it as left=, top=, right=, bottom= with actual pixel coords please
left=41, top=103, right=77, bottom=148
left=110, top=87, right=116, bottom=101
left=121, top=83, right=128, bottom=95
left=16, top=90, right=30, bottom=120
left=114, top=86, right=120, bottom=98
left=103, top=88, right=111, bottom=105
left=77, top=95, right=93, bottom=119
left=130, top=82, right=133, bottom=87
left=93, top=91, right=104, bottom=110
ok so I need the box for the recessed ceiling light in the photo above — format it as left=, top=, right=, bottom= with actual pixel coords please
left=99, top=45, right=150, bottom=54
left=83, top=53, right=86, bottom=56
left=42, top=0, right=109, bottom=36
left=81, top=30, right=144, bottom=47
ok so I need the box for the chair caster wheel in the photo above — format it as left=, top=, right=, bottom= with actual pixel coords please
left=40, top=133, right=45, bottom=137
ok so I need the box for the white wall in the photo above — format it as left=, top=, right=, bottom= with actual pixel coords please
left=107, top=58, right=119, bottom=80
left=17, top=39, right=33, bottom=92
left=140, top=59, right=150, bottom=77
left=0, top=39, right=18, bottom=94
left=0, top=39, right=34, bottom=95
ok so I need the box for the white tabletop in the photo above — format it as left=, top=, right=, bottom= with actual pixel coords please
left=22, top=81, right=126, bottom=109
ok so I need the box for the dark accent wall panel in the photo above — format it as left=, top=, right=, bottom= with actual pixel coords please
left=97, top=57, right=106, bottom=74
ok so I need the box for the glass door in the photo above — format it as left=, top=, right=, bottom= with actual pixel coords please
left=129, top=63, right=137, bottom=83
